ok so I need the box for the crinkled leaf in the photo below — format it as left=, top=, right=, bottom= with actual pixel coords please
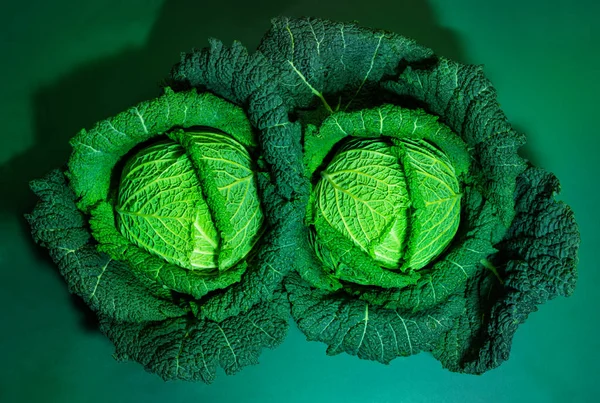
left=117, top=140, right=218, bottom=270
left=313, top=215, right=420, bottom=288
left=257, top=17, right=433, bottom=113
left=168, top=129, right=263, bottom=271
left=395, top=138, right=462, bottom=270
left=25, top=170, right=186, bottom=322
left=315, top=138, right=409, bottom=265
left=432, top=167, right=579, bottom=374
left=101, top=289, right=290, bottom=383
left=286, top=273, right=462, bottom=363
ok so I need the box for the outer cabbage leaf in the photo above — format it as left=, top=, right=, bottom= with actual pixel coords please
left=101, top=288, right=289, bottom=383
left=286, top=273, right=462, bottom=363
left=432, top=167, right=579, bottom=373
left=256, top=17, right=434, bottom=113
left=26, top=170, right=186, bottom=322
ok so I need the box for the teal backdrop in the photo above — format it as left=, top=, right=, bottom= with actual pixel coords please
left=0, top=0, right=597, bottom=402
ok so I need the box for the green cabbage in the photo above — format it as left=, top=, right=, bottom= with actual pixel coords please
left=27, top=88, right=291, bottom=383
left=244, top=17, right=578, bottom=373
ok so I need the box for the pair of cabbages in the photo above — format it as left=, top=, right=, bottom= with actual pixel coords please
left=27, top=17, right=579, bottom=382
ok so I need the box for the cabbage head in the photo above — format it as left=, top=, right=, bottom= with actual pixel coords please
left=116, top=132, right=262, bottom=273
left=310, top=107, right=469, bottom=285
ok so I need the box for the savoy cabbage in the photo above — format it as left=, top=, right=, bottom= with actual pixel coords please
left=27, top=89, right=293, bottom=382
left=27, top=16, right=579, bottom=381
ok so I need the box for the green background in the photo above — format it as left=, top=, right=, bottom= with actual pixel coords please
left=0, top=0, right=597, bottom=402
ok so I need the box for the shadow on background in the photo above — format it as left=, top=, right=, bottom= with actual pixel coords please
left=0, top=0, right=464, bottom=330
